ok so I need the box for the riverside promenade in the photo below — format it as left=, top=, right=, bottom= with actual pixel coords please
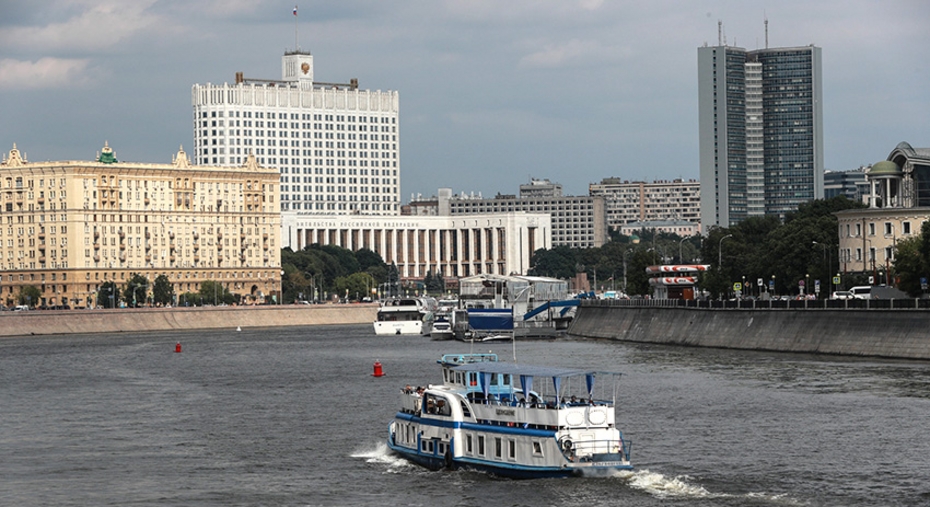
left=0, top=304, right=378, bottom=338
left=569, top=298, right=930, bottom=360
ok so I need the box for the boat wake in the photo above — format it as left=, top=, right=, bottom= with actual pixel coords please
left=351, top=442, right=420, bottom=474
left=619, top=470, right=802, bottom=504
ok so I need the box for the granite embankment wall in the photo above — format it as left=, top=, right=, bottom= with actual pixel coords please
left=0, top=304, right=378, bottom=338
left=569, top=304, right=930, bottom=360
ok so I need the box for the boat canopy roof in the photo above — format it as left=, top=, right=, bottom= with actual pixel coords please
left=451, top=362, right=620, bottom=379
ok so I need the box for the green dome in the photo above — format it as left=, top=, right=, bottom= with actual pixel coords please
left=869, top=161, right=901, bottom=176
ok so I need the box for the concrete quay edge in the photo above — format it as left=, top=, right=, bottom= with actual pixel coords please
left=0, top=304, right=378, bottom=338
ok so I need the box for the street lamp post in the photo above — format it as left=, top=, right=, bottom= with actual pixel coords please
left=865, top=238, right=875, bottom=284
left=679, top=237, right=688, bottom=264
left=718, top=234, right=733, bottom=268
left=813, top=241, right=829, bottom=295
left=622, top=249, right=632, bottom=295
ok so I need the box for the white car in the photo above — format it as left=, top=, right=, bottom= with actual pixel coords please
left=830, top=291, right=854, bottom=300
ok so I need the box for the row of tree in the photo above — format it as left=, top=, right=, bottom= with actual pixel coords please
left=281, top=244, right=447, bottom=303
left=528, top=196, right=881, bottom=298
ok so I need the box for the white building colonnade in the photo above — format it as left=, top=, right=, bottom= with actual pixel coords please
left=281, top=212, right=550, bottom=280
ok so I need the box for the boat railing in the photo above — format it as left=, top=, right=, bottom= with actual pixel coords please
left=559, top=436, right=631, bottom=463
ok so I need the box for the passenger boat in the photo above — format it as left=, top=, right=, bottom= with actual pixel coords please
left=429, top=315, right=454, bottom=341
left=387, top=353, right=632, bottom=478
left=373, top=297, right=436, bottom=335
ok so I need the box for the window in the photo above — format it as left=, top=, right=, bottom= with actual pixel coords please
left=532, top=441, right=543, bottom=456
left=466, top=434, right=473, bottom=454
left=904, top=222, right=911, bottom=234
left=478, top=436, right=485, bottom=456
left=508, top=440, right=516, bottom=459
left=884, top=222, right=893, bottom=236
left=495, top=438, right=502, bottom=459
left=868, top=223, right=875, bottom=236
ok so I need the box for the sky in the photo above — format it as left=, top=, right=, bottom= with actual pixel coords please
left=1, top=0, right=928, bottom=201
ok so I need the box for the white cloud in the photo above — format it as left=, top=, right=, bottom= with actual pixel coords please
left=0, top=0, right=162, bottom=53
left=517, top=39, right=631, bottom=69
left=0, top=58, right=93, bottom=90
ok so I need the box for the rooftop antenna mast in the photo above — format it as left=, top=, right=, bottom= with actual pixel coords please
left=718, top=20, right=722, bottom=46
left=293, top=5, right=299, bottom=51
left=765, top=12, right=769, bottom=48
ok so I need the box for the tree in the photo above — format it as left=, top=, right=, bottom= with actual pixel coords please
left=123, top=273, right=150, bottom=307
left=18, top=285, right=41, bottom=308
left=355, top=248, right=385, bottom=272
left=199, top=280, right=234, bottom=306
left=893, top=236, right=924, bottom=297
left=334, top=272, right=375, bottom=301
left=97, top=281, right=120, bottom=308
left=152, top=274, right=174, bottom=307
left=529, top=246, right=577, bottom=279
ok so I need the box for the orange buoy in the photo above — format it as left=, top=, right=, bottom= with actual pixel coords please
left=372, top=360, right=384, bottom=377
left=175, top=342, right=182, bottom=353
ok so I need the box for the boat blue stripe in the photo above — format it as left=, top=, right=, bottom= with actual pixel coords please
left=395, top=412, right=555, bottom=436
left=460, top=422, right=555, bottom=437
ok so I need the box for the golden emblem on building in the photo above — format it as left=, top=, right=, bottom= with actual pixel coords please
left=301, top=63, right=310, bottom=74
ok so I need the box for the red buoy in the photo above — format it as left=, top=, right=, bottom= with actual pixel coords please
left=175, top=342, right=182, bottom=353
left=372, top=360, right=384, bottom=377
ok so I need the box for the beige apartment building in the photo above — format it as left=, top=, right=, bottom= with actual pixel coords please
left=0, top=143, right=281, bottom=308
left=588, top=178, right=701, bottom=233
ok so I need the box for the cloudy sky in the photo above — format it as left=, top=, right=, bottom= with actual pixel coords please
left=1, top=0, right=928, bottom=200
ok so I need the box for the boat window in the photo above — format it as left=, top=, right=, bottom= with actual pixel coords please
left=466, top=434, right=473, bottom=454
left=502, top=374, right=511, bottom=386
left=491, top=373, right=498, bottom=385
left=478, top=435, right=485, bottom=456
left=425, top=394, right=451, bottom=416
left=460, top=400, right=471, bottom=418
left=532, top=441, right=543, bottom=456
left=495, top=438, right=503, bottom=459
left=469, top=372, right=478, bottom=387
left=509, top=440, right=516, bottom=459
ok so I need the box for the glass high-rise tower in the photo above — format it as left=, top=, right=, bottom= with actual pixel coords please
left=698, top=44, right=823, bottom=229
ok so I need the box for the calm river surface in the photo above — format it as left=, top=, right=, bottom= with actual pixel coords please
left=2, top=324, right=929, bottom=506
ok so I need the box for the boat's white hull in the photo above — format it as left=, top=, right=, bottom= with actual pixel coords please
left=388, top=416, right=631, bottom=479
left=374, top=320, right=424, bottom=335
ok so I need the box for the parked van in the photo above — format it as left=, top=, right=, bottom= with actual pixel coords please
left=849, top=286, right=872, bottom=299
left=13, top=305, right=29, bottom=311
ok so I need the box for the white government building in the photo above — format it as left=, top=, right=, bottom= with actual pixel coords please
left=192, top=49, right=549, bottom=281
left=281, top=213, right=551, bottom=280
left=191, top=50, right=400, bottom=215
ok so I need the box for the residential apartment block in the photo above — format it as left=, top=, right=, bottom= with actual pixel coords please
left=588, top=178, right=701, bottom=233
left=0, top=143, right=281, bottom=308
left=443, top=180, right=607, bottom=249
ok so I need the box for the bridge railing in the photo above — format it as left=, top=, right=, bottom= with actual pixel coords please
left=583, top=298, right=930, bottom=311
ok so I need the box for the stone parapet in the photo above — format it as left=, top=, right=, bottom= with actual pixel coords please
left=0, top=304, right=377, bottom=338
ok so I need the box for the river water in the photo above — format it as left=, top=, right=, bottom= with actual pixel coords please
left=2, top=324, right=929, bottom=506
